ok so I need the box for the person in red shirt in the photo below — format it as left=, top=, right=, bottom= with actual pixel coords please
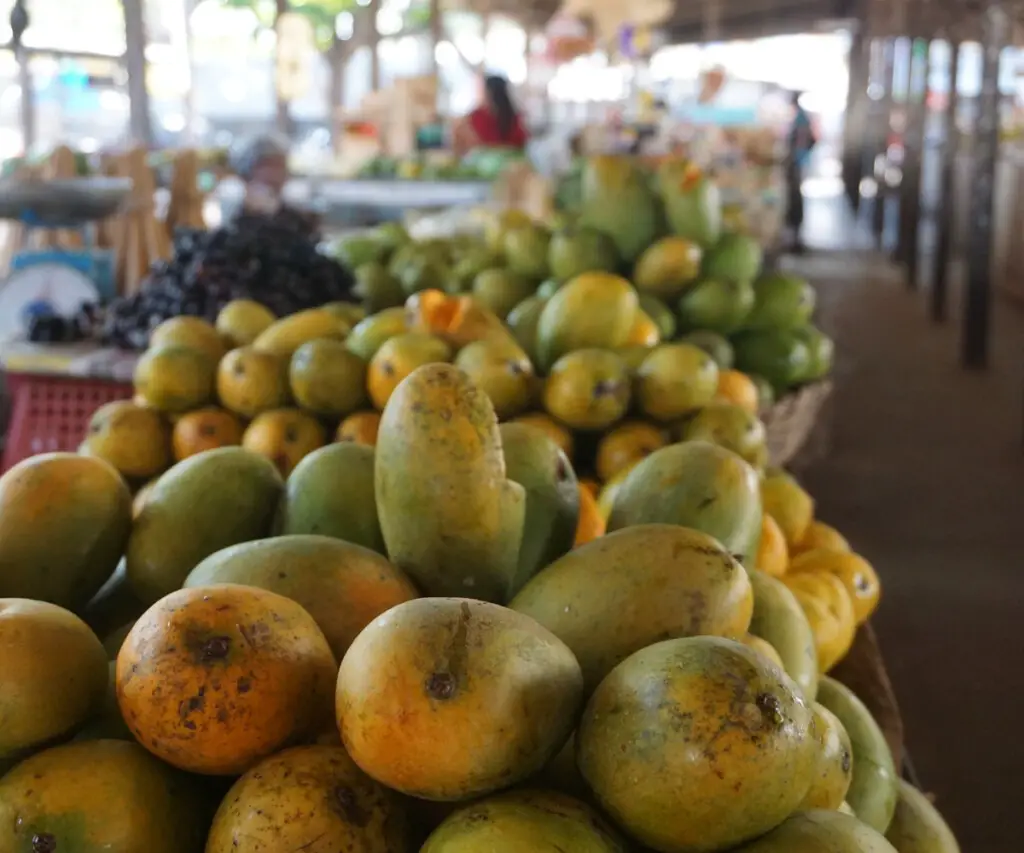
left=454, top=74, right=528, bottom=154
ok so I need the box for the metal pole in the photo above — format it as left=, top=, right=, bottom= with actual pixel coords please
left=897, top=33, right=929, bottom=289
left=9, top=0, right=35, bottom=154
left=930, top=39, right=960, bottom=322
left=872, top=39, right=895, bottom=245
left=843, top=28, right=870, bottom=212
left=962, top=3, right=1008, bottom=369
left=122, top=0, right=154, bottom=146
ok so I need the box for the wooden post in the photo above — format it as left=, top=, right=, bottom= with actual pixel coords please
left=963, top=2, right=1008, bottom=369
left=122, top=0, right=154, bottom=146
left=930, top=38, right=960, bottom=322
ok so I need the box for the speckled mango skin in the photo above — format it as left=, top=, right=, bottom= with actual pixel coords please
left=577, top=636, right=817, bottom=853
left=336, top=598, right=583, bottom=802
left=374, top=364, right=526, bottom=602
left=0, top=599, right=108, bottom=761
left=749, top=569, right=820, bottom=700
left=509, top=525, right=753, bottom=693
left=420, top=789, right=628, bottom=852
left=607, top=440, right=762, bottom=565
left=116, top=584, right=337, bottom=776
left=125, top=447, right=284, bottom=605
left=816, top=677, right=898, bottom=835
left=0, top=453, right=132, bottom=610
left=184, top=535, right=418, bottom=662
left=730, top=809, right=898, bottom=853
left=885, top=780, right=961, bottom=853
left=206, top=745, right=410, bottom=853
left=800, top=703, right=854, bottom=811
left=0, top=739, right=208, bottom=853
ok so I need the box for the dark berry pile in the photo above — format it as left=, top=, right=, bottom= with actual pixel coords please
left=101, top=207, right=356, bottom=350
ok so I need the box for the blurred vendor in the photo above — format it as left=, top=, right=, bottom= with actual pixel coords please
left=230, top=133, right=290, bottom=215
left=453, top=74, right=528, bottom=155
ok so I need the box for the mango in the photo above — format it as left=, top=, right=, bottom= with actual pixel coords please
left=595, top=420, right=667, bottom=482
left=801, top=703, right=854, bottom=810
left=792, top=324, right=835, bottom=381
left=755, top=513, right=790, bottom=578
left=638, top=293, right=678, bottom=339
left=252, top=307, right=350, bottom=358
left=608, top=440, right=762, bottom=564
left=578, top=636, right=817, bottom=852
left=0, top=453, right=132, bottom=609
left=149, top=315, right=226, bottom=363
left=789, top=549, right=882, bottom=625
left=289, top=338, right=368, bottom=418
left=677, top=401, right=768, bottom=469
left=353, top=261, right=406, bottom=312
left=78, top=401, right=170, bottom=480
left=499, top=423, right=579, bottom=599
left=543, top=349, right=631, bottom=431
left=511, top=525, right=752, bottom=692
left=422, top=789, right=627, bottom=852
left=886, top=780, right=961, bottom=853
left=741, top=634, right=786, bottom=669
left=336, top=597, right=584, bottom=800
left=636, top=343, right=719, bottom=421
left=242, top=408, right=327, bottom=477
left=368, top=332, right=452, bottom=411
left=548, top=226, right=619, bottom=282
left=817, top=676, right=899, bottom=834
left=796, top=520, right=851, bottom=554
left=0, top=740, right=209, bottom=853
left=579, top=154, right=665, bottom=262
left=762, top=468, right=815, bottom=547
left=375, top=363, right=526, bottom=601
left=745, top=272, right=817, bottom=331
left=749, top=569, right=820, bottom=700
left=215, top=299, right=275, bottom=348
left=535, top=272, right=638, bottom=370
left=0, top=600, right=108, bottom=762
left=346, top=306, right=408, bottom=361
left=207, top=745, right=411, bottom=853
left=733, top=329, right=813, bottom=393
left=503, top=224, right=551, bottom=280
left=660, top=161, right=722, bottom=247
left=633, top=235, right=703, bottom=298
left=185, top=535, right=417, bottom=662
left=125, top=447, right=284, bottom=604
left=677, top=277, right=755, bottom=334
left=134, top=345, right=215, bottom=412
left=702, top=232, right=764, bottom=283
left=511, top=412, right=574, bottom=458
left=717, top=368, right=760, bottom=412
left=472, top=268, right=536, bottom=320
left=505, top=294, right=547, bottom=362
left=681, top=329, right=735, bottom=368
left=455, top=338, right=535, bottom=421
left=336, top=411, right=381, bottom=446
left=216, top=346, right=291, bottom=418
left=277, top=443, right=384, bottom=553
left=171, top=407, right=243, bottom=461
left=731, top=809, right=898, bottom=852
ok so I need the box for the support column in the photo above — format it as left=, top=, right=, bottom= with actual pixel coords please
left=843, top=28, right=870, bottom=212
left=122, top=0, right=153, bottom=146
left=930, top=39, right=960, bottom=322
left=962, top=3, right=1008, bottom=369
left=871, top=39, right=895, bottom=245
left=897, top=32, right=929, bottom=289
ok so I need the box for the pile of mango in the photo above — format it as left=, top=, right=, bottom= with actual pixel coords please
left=1, top=348, right=956, bottom=852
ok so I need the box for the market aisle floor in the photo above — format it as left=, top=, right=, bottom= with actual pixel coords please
left=783, top=233, right=1022, bottom=853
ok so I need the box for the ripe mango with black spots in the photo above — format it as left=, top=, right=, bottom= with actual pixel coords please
left=216, top=346, right=291, bottom=419
left=543, top=349, right=631, bottom=431
left=455, top=338, right=535, bottom=421
left=125, top=447, right=284, bottom=604
left=511, top=525, right=753, bottom=693
left=374, top=363, right=526, bottom=601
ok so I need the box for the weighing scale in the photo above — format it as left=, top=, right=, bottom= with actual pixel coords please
left=0, top=176, right=131, bottom=341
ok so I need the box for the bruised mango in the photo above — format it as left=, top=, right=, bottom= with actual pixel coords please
left=185, top=535, right=416, bottom=661
left=117, top=584, right=336, bottom=775
left=336, top=597, right=584, bottom=801
left=79, top=401, right=170, bottom=480
left=422, top=789, right=628, bottom=852
left=125, top=447, right=283, bottom=604
left=216, top=346, right=291, bottom=419
left=0, top=453, right=132, bottom=609
left=207, top=744, right=411, bottom=853
left=0, top=739, right=209, bottom=853
left=511, top=525, right=753, bottom=692
left=578, top=636, right=817, bottom=853
left=0, top=600, right=108, bottom=762
left=375, top=364, right=525, bottom=602
left=608, top=440, right=762, bottom=565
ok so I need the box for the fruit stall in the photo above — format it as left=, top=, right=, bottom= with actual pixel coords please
left=0, top=148, right=959, bottom=853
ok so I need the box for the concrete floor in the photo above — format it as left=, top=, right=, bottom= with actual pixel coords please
left=786, top=199, right=1022, bottom=853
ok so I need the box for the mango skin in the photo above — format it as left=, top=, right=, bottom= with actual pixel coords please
left=607, top=440, right=762, bottom=565
left=277, top=443, right=385, bottom=554
left=0, top=453, right=132, bottom=610
left=885, top=780, right=961, bottom=853
left=374, top=363, right=526, bottom=602
left=816, top=676, right=899, bottom=835
left=731, top=809, right=898, bottom=853
left=499, top=423, right=580, bottom=601
left=510, top=525, right=753, bottom=693
left=206, top=745, right=411, bottom=853
left=800, top=703, right=854, bottom=810
left=336, top=597, right=584, bottom=802
left=184, top=534, right=418, bottom=662
left=125, top=447, right=284, bottom=605
left=421, top=789, right=628, bottom=852
left=0, top=739, right=209, bottom=853
left=0, top=600, right=108, bottom=762
left=252, top=307, right=349, bottom=358
left=749, top=568, right=820, bottom=700
left=577, top=636, right=817, bottom=853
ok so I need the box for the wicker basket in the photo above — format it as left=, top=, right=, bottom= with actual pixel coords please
left=832, top=623, right=905, bottom=772
left=763, top=380, right=833, bottom=468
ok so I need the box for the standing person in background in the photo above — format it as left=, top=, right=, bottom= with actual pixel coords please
left=232, top=134, right=291, bottom=216
left=453, top=74, right=529, bottom=155
left=786, top=90, right=816, bottom=254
